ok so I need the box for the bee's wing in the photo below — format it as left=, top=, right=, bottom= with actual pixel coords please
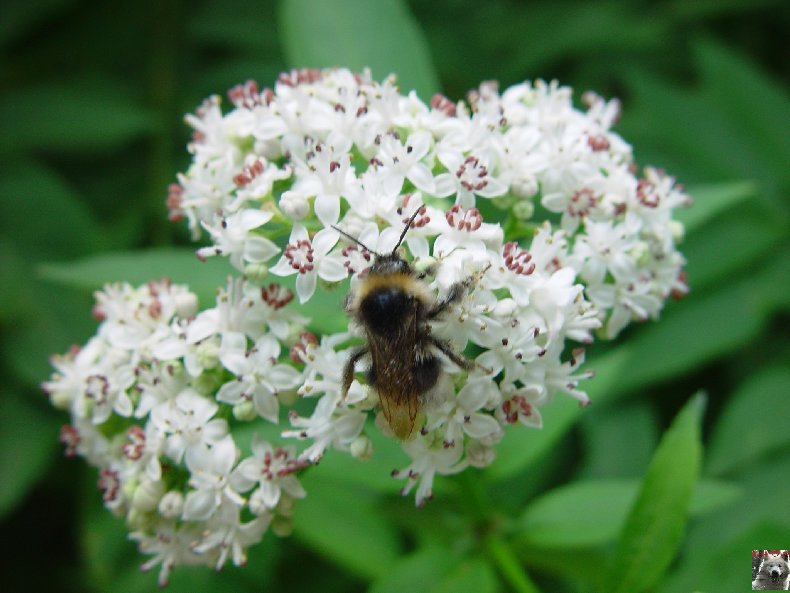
left=371, top=297, right=421, bottom=440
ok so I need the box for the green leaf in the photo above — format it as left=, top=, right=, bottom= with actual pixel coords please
left=278, top=0, right=440, bottom=98
left=487, top=396, right=581, bottom=481
left=606, top=393, right=704, bottom=593
left=677, top=181, right=757, bottom=234
left=7, top=282, right=95, bottom=385
left=0, top=161, right=105, bottom=260
left=656, top=454, right=790, bottom=593
left=39, top=248, right=233, bottom=306
left=578, top=401, right=658, bottom=479
left=432, top=556, right=500, bottom=593
left=0, top=390, right=61, bottom=518
left=0, top=80, right=156, bottom=154
left=694, top=38, right=790, bottom=185
left=515, top=477, right=737, bottom=550
left=517, top=479, right=638, bottom=549
left=688, top=479, right=742, bottom=517
left=0, top=0, right=75, bottom=47
left=293, top=474, right=400, bottom=580
left=680, top=201, right=783, bottom=292
left=80, top=478, right=139, bottom=591
left=189, top=0, right=281, bottom=52
left=370, top=546, right=457, bottom=593
left=317, top=422, right=407, bottom=492
left=706, top=366, right=790, bottom=476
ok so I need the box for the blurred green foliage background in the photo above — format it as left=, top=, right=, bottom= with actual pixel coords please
left=0, top=0, right=788, bottom=592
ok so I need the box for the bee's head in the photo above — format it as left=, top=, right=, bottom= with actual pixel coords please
left=367, top=253, right=413, bottom=277
left=332, top=204, right=424, bottom=277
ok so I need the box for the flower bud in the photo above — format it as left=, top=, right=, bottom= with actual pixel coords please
left=196, top=341, right=220, bottom=370
left=512, top=175, right=538, bottom=199
left=350, top=435, right=374, bottom=460
left=243, top=262, right=269, bottom=282
left=271, top=515, right=293, bottom=537
left=233, top=400, right=257, bottom=421
left=174, top=292, right=199, bottom=319
left=512, top=199, right=535, bottom=220
left=158, top=490, right=184, bottom=518
left=279, top=190, right=309, bottom=220
left=132, top=478, right=164, bottom=513
left=466, top=440, right=496, bottom=467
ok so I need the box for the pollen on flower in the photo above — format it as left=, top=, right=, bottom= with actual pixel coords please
left=98, top=469, right=121, bottom=504
left=446, top=204, right=483, bottom=232
left=341, top=244, right=371, bottom=274
left=122, top=426, right=146, bottom=460
left=636, top=178, right=660, bottom=208
left=261, top=283, right=294, bottom=309
left=227, top=79, right=271, bottom=109
left=430, top=93, right=457, bottom=116
left=587, top=134, right=611, bottom=151
left=456, top=155, right=490, bottom=193
left=289, top=331, right=318, bottom=363
left=284, top=239, right=314, bottom=273
left=59, top=425, right=80, bottom=457
left=234, top=159, right=266, bottom=187
left=503, top=242, right=535, bottom=275
left=567, top=187, right=597, bottom=218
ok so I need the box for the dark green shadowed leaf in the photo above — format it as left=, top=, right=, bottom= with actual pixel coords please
left=0, top=80, right=156, bottom=154
left=432, top=556, right=500, bottom=593
left=369, top=546, right=457, bottom=593
left=39, top=249, right=234, bottom=306
left=278, top=0, right=440, bottom=97
left=694, top=38, right=790, bottom=185
left=680, top=199, right=783, bottom=292
left=677, top=181, right=757, bottom=234
left=606, top=393, right=704, bottom=593
left=293, top=474, right=400, bottom=580
left=0, top=161, right=106, bottom=260
left=706, top=366, right=790, bottom=476
left=0, top=390, right=61, bottom=519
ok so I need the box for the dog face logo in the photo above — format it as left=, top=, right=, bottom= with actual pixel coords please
left=753, top=550, right=790, bottom=590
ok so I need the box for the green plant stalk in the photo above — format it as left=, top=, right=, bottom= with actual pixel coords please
left=458, top=471, right=541, bottom=593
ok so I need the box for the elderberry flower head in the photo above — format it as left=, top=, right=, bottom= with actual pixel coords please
left=46, top=67, right=689, bottom=584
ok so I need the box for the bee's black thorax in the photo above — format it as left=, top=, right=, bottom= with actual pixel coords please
left=359, top=286, right=411, bottom=335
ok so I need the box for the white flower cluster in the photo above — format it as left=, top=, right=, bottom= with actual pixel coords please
left=47, top=68, right=689, bottom=584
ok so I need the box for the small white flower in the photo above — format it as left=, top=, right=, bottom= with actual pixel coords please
left=393, top=430, right=467, bottom=507
left=434, top=152, right=507, bottom=207
left=283, top=393, right=366, bottom=462
left=424, top=377, right=503, bottom=446
left=230, top=435, right=306, bottom=511
left=150, top=389, right=228, bottom=463
left=269, top=224, right=347, bottom=302
left=183, top=436, right=243, bottom=521
left=216, top=333, right=302, bottom=423
left=197, top=209, right=280, bottom=271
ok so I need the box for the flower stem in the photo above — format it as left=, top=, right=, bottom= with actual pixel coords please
left=457, top=471, right=541, bottom=593
left=484, top=534, right=542, bottom=593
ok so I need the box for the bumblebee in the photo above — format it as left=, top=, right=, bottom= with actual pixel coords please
left=335, top=208, right=486, bottom=440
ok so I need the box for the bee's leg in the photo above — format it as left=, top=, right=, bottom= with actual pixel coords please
left=415, top=262, right=437, bottom=281
left=427, top=280, right=470, bottom=319
left=427, top=264, right=491, bottom=319
left=428, top=337, right=475, bottom=371
left=341, top=346, right=368, bottom=398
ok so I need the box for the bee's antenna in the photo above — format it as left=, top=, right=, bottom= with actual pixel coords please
left=392, top=204, right=424, bottom=256
left=331, top=225, right=378, bottom=255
